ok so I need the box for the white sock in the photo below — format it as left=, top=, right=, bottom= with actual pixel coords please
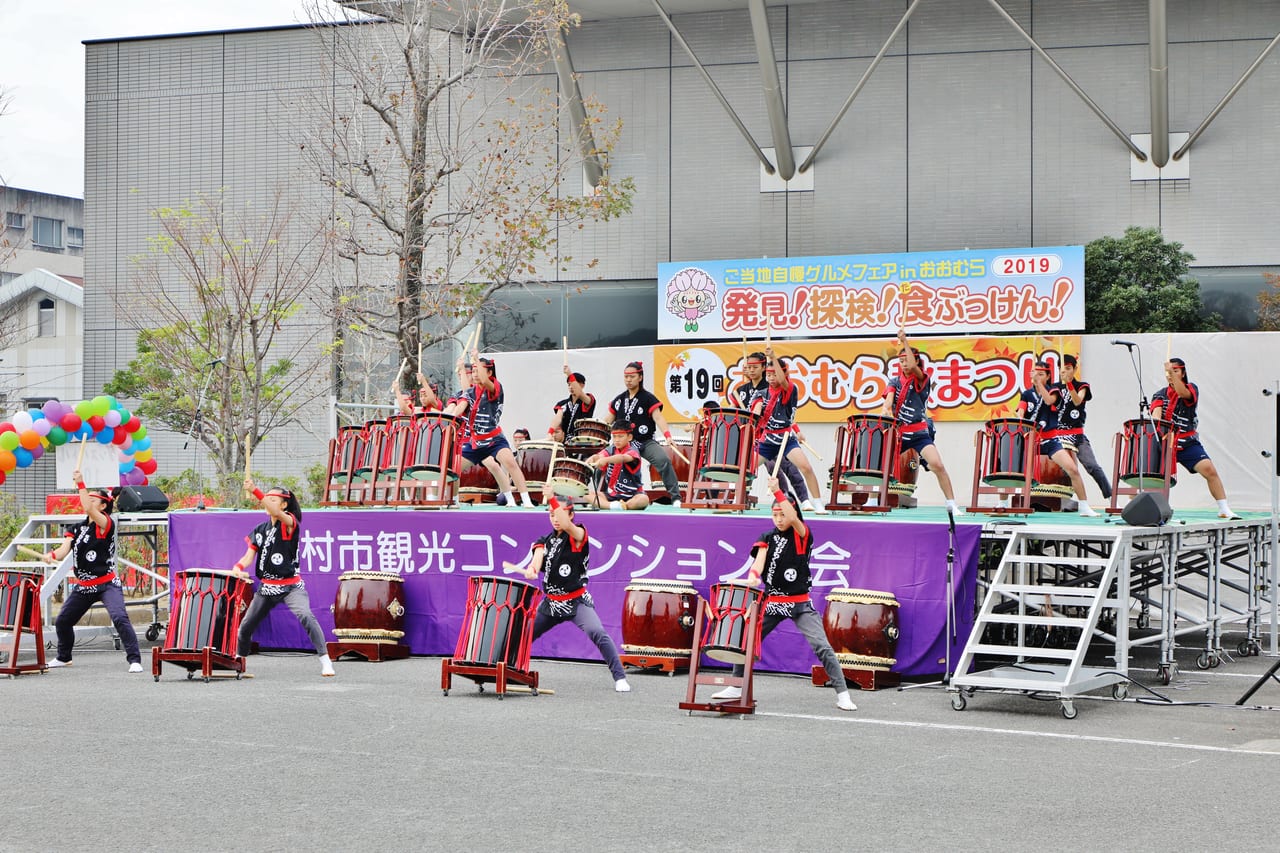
left=502, top=492, right=516, bottom=505
left=945, top=499, right=959, bottom=512
left=521, top=491, right=534, bottom=507
left=1217, top=499, right=1231, bottom=513
left=609, top=500, right=623, bottom=511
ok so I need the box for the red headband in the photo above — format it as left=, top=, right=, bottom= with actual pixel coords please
left=549, top=497, right=563, bottom=511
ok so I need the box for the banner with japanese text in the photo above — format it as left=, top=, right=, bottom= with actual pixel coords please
left=655, top=334, right=1082, bottom=423
left=658, top=245, right=1084, bottom=340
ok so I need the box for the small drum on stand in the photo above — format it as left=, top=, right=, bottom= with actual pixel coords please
left=517, top=440, right=562, bottom=502
left=702, top=581, right=765, bottom=664
left=442, top=576, right=542, bottom=697
left=827, top=414, right=904, bottom=513
left=565, top=418, right=610, bottom=457
left=403, top=412, right=461, bottom=506
left=698, top=407, right=755, bottom=482
left=152, top=569, right=252, bottom=682
left=548, top=456, right=593, bottom=497
left=620, top=580, right=698, bottom=674
left=970, top=417, right=1036, bottom=514
left=679, top=580, right=764, bottom=716
left=327, top=571, right=410, bottom=662
left=1118, top=419, right=1176, bottom=490
left=1029, top=452, right=1074, bottom=510
left=811, top=588, right=901, bottom=690
left=0, top=568, right=46, bottom=675
left=838, top=415, right=898, bottom=485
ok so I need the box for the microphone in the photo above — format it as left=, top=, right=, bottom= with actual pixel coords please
left=206, top=358, right=223, bottom=367
left=1111, top=340, right=1137, bottom=348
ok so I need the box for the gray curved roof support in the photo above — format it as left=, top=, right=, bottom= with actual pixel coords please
left=747, top=0, right=794, bottom=180
left=1173, top=29, right=1280, bottom=161
left=985, top=0, right=1148, bottom=161
left=651, top=0, right=776, bottom=174
left=547, top=22, right=603, bottom=188
left=1149, top=0, right=1169, bottom=167
left=799, top=0, right=922, bottom=174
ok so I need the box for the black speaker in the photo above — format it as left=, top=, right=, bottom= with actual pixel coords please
left=1121, top=492, right=1172, bottom=527
left=115, top=485, right=170, bottom=513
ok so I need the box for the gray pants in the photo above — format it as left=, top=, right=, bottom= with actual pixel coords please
left=731, top=601, right=847, bottom=692
left=778, top=457, right=810, bottom=504
left=55, top=584, right=141, bottom=664
left=639, top=439, right=681, bottom=501
left=532, top=599, right=627, bottom=682
left=237, top=584, right=327, bottom=657
left=1072, top=435, right=1112, bottom=499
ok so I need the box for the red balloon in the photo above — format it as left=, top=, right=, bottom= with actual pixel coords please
left=0, top=470, right=6, bottom=485
left=139, top=458, right=158, bottom=475
left=123, top=417, right=142, bottom=433
left=0, top=423, right=13, bottom=435
left=87, top=415, right=106, bottom=432
left=112, top=425, right=128, bottom=444
left=140, top=475, right=148, bottom=485
left=61, top=413, right=82, bottom=432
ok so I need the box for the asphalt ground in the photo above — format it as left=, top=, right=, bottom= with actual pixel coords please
left=4, top=625, right=1280, bottom=853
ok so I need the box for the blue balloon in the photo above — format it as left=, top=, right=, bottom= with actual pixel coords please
left=13, top=448, right=32, bottom=468
left=132, top=437, right=151, bottom=452
left=119, top=458, right=136, bottom=473
left=95, top=427, right=114, bottom=444
left=30, top=409, right=45, bottom=421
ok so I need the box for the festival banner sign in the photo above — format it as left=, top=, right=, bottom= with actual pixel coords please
left=658, top=245, right=1085, bottom=340
left=655, top=334, right=1082, bottom=423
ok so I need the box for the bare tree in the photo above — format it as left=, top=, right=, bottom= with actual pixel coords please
left=300, top=0, right=634, bottom=390
left=105, top=189, right=336, bottom=496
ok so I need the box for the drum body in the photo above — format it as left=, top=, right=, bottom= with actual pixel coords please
left=458, top=459, right=499, bottom=501
left=1119, top=418, right=1177, bottom=489
left=621, top=580, right=698, bottom=656
left=548, top=457, right=592, bottom=497
left=165, top=569, right=252, bottom=655
left=332, top=571, right=407, bottom=643
left=453, top=576, right=539, bottom=668
left=698, top=407, right=755, bottom=482
left=518, top=440, right=561, bottom=495
left=983, top=417, right=1035, bottom=487
left=565, top=418, right=610, bottom=454
left=652, top=437, right=693, bottom=487
left=408, top=412, right=460, bottom=482
left=703, top=581, right=764, bottom=664
left=839, top=415, right=898, bottom=485
left=822, top=588, right=900, bottom=670
left=0, top=569, right=41, bottom=631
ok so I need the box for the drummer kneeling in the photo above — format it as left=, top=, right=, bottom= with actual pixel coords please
left=587, top=421, right=651, bottom=511
left=712, top=479, right=857, bottom=712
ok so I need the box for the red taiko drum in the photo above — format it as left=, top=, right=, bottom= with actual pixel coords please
left=982, top=417, right=1035, bottom=488
left=821, top=588, right=900, bottom=671
left=548, top=457, right=593, bottom=497
left=0, top=569, right=41, bottom=632
left=518, top=440, right=561, bottom=497
left=702, top=581, right=764, bottom=664
left=1119, top=418, right=1176, bottom=489
left=458, top=459, right=499, bottom=502
left=838, top=414, right=898, bottom=485
left=453, top=576, right=540, bottom=670
left=697, top=407, right=755, bottom=483
left=406, top=412, right=460, bottom=483
left=650, top=437, right=692, bottom=486
left=164, top=569, right=252, bottom=655
left=621, top=580, right=698, bottom=658
left=331, top=571, right=407, bottom=646
left=565, top=418, right=610, bottom=453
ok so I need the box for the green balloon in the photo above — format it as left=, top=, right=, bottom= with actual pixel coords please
left=92, top=395, right=111, bottom=416
left=134, top=425, right=148, bottom=440
left=0, top=432, right=18, bottom=451
left=47, top=426, right=68, bottom=446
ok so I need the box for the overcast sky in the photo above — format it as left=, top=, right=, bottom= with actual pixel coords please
left=0, top=1, right=346, bottom=198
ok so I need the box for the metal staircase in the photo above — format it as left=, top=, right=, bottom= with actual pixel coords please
left=949, top=526, right=1131, bottom=719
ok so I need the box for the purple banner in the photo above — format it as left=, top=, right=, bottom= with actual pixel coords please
left=168, top=509, right=981, bottom=676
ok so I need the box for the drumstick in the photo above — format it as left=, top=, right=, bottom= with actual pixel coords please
left=16, top=544, right=47, bottom=561
left=504, top=684, right=554, bottom=695
left=418, top=335, right=424, bottom=375
left=742, top=335, right=748, bottom=362
left=799, top=438, right=823, bottom=462
left=771, top=442, right=786, bottom=478
left=668, top=442, right=690, bottom=464
left=76, top=435, right=87, bottom=470
left=563, top=336, right=568, bottom=367
left=474, top=320, right=483, bottom=354
left=392, top=357, right=409, bottom=391
left=244, top=434, right=252, bottom=481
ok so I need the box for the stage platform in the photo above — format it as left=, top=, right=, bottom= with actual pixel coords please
left=165, top=502, right=1274, bottom=684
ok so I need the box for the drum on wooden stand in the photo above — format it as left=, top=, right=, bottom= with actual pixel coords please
left=442, top=576, right=542, bottom=697
left=702, top=581, right=764, bottom=664
left=327, top=571, right=410, bottom=662
left=517, top=440, right=562, bottom=502
left=152, top=569, right=252, bottom=682
left=458, top=460, right=500, bottom=504
left=697, top=407, right=756, bottom=482
left=813, top=588, right=901, bottom=690
left=565, top=418, right=610, bottom=456
left=1118, top=418, right=1176, bottom=489
left=982, top=418, right=1035, bottom=487
left=837, top=415, right=898, bottom=485
left=405, top=412, right=461, bottom=483
left=620, top=580, right=698, bottom=673
left=548, top=456, right=593, bottom=497
left=0, top=569, right=45, bottom=675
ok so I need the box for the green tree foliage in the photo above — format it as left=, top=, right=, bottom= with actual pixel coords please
left=1084, top=226, right=1220, bottom=333
left=105, top=190, right=334, bottom=502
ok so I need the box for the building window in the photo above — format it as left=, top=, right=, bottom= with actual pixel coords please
left=4, top=212, right=25, bottom=230
left=38, top=298, right=55, bottom=337
left=32, top=217, right=63, bottom=249
left=67, top=226, right=84, bottom=246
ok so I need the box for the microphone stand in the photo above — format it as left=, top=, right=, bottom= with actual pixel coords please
left=1116, top=343, right=1153, bottom=505
left=185, top=361, right=220, bottom=511
left=898, top=505, right=958, bottom=692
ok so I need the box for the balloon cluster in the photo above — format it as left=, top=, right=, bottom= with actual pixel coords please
left=0, top=397, right=156, bottom=488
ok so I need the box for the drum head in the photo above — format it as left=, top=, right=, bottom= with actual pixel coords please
left=982, top=475, right=1027, bottom=488
left=841, top=471, right=886, bottom=486
left=701, top=464, right=742, bottom=483
left=548, top=477, right=591, bottom=497
left=704, top=646, right=748, bottom=665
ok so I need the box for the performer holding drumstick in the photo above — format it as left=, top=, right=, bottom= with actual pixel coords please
left=548, top=364, right=597, bottom=444
left=43, top=472, right=144, bottom=672
left=753, top=347, right=828, bottom=514
left=231, top=478, right=335, bottom=677
left=504, top=487, right=631, bottom=692
left=882, top=329, right=963, bottom=515
left=1151, top=356, right=1237, bottom=519
left=735, top=349, right=814, bottom=510
left=586, top=420, right=650, bottom=511
left=710, top=477, right=855, bottom=711
left=606, top=361, right=683, bottom=508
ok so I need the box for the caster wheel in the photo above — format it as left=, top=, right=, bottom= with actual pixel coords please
left=186, top=671, right=195, bottom=681
left=1137, top=613, right=1150, bottom=630
left=153, top=675, right=159, bottom=683
left=1157, top=665, right=1173, bottom=685
left=1209, top=654, right=1221, bottom=669
left=145, top=625, right=160, bottom=642
left=1251, top=642, right=1262, bottom=657
left=203, top=676, right=210, bottom=683
left=497, top=693, right=504, bottom=701
left=950, top=692, right=967, bottom=711
left=235, top=672, right=242, bottom=680
left=478, top=684, right=485, bottom=693
left=531, top=687, right=539, bottom=696
left=442, top=689, right=449, bottom=696
left=1237, top=640, right=1250, bottom=656
left=1111, top=683, right=1129, bottom=701
left=1196, top=652, right=1211, bottom=670
left=1061, top=701, right=1078, bottom=720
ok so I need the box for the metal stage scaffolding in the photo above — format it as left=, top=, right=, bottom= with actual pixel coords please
left=951, top=515, right=1272, bottom=718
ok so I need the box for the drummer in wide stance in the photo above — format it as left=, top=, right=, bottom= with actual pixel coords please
left=733, top=351, right=811, bottom=509
left=753, top=348, right=828, bottom=514
left=711, top=477, right=856, bottom=712
left=882, top=329, right=963, bottom=516
left=1151, top=357, right=1236, bottom=519
left=450, top=353, right=534, bottom=508
left=231, top=479, right=335, bottom=677
left=1018, top=360, right=1099, bottom=517
left=506, top=488, right=631, bottom=692
left=549, top=364, right=597, bottom=443
left=586, top=420, right=650, bottom=511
